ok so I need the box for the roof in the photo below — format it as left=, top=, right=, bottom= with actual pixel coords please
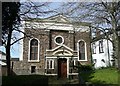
left=92, top=31, right=113, bottom=42
left=23, top=14, right=91, bottom=27
left=0, top=61, right=6, bottom=66
left=0, top=51, right=6, bottom=55
left=11, top=58, right=19, bottom=61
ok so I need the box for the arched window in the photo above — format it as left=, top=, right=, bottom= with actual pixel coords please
left=78, top=40, right=86, bottom=60
left=30, top=39, right=38, bottom=60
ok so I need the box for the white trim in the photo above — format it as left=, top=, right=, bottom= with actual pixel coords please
left=54, top=35, right=64, bottom=45
left=69, top=73, right=78, bottom=75
left=46, top=44, right=73, bottom=52
left=19, top=21, right=25, bottom=61
left=62, top=45, right=74, bottom=52
left=28, top=38, right=40, bottom=62
left=46, top=46, right=61, bottom=51
left=77, top=39, right=87, bottom=61
left=52, top=50, right=73, bottom=56
left=46, top=59, right=54, bottom=69
left=45, top=73, right=57, bottom=76
left=73, top=60, right=76, bottom=66
left=45, top=57, right=78, bottom=78
left=25, top=21, right=74, bottom=31
left=24, top=20, right=89, bottom=32
left=46, top=57, right=57, bottom=58
left=50, top=60, right=54, bottom=69
left=28, top=60, right=40, bottom=62
left=46, top=56, right=78, bottom=59
left=73, top=57, right=78, bottom=58
left=67, top=58, right=69, bottom=78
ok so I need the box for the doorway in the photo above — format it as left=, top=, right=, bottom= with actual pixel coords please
left=58, top=58, right=67, bottom=78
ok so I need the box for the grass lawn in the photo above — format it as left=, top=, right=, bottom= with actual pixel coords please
left=88, top=68, right=118, bottom=84
left=2, top=68, right=119, bottom=85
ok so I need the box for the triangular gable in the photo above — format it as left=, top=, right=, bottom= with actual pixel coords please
left=44, top=14, right=70, bottom=23
left=46, top=44, right=74, bottom=56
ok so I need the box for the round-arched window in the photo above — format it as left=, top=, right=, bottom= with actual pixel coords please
left=54, top=36, right=64, bottom=45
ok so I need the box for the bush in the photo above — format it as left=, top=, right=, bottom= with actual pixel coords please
left=79, top=64, right=94, bottom=71
left=78, top=65, right=95, bottom=82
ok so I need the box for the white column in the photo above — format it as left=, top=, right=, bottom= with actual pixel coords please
left=19, top=21, right=25, bottom=61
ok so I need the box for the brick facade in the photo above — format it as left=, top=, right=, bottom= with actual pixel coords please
left=12, top=15, right=91, bottom=78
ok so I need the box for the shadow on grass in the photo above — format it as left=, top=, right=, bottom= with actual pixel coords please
left=90, top=80, right=118, bottom=86
left=75, top=63, right=117, bottom=85
left=2, top=75, right=48, bottom=86
left=77, top=65, right=119, bottom=86
left=76, top=62, right=95, bottom=84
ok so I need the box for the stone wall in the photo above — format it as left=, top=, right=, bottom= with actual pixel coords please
left=12, top=21, right=91, bottom=75
left=12, top=61, right=45, bottom=75
left=50, top=30, right=74, bottom=50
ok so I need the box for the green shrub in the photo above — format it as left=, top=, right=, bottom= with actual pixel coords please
left=79, top=64, right=94, bottom=71
left=78, top=64, right=95, bottom=82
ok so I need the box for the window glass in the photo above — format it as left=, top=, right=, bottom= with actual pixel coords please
left=55, top=36, right=64, bottom=45
left=31, top=66, right=36, bottom=73
left=78, top=41, right=85, bottom=60
left=99, top=40, right=104, bottom=53
left=50, top=60, right=52, bottom=69
left=56, top=37, right=62, bottom=44
left=92, top=43, right=96, bottom=54
left=30, top=39, right=38, bottom=60
left=47, top=60, right=54, bottom=69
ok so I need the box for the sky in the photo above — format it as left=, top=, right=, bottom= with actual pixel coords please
left=0, top=1, right=63, bottom=58
left=1, top=1, right=117, bottom=58
left=0, top=31, right=22, bottom=58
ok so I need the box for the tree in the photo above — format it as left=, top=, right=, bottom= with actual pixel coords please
left=2, top=2, right=56, bottom=76
left=2, top=2, right=20, bottom=76
left=60, top=1, right=120, bottom=69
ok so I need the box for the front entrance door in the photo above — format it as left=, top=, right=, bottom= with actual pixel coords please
left=58, top=58, right=67, bottom=78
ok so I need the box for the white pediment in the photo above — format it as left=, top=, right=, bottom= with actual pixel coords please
left=45, top=14, right=69, bottom=23
left=46, top=44, right=74, bottom=56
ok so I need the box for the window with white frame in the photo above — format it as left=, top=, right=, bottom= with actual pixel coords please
left=92, top=43, right=96, bottom=54
left=29, top=39, right=39, bottom=61
left=78, top=41, right=86, bottom=60
left=99, top=40, right=104, bottom=53
left=73, top=60, right=77, bottom=66
left=54, top=35, right=64, bottom=45
left=70, top=60, right=76, bottom=67
left=47, top=59, right=54, bottom=69
left=72, top=60, right=77, bottom=69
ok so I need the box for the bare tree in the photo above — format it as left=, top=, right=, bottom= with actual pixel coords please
left=2, top=1, right=56, bottom=76
left=60, top=1, right=120, bottom=69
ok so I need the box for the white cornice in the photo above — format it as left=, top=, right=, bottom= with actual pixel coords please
left=46, top=44, right=73, bottom=52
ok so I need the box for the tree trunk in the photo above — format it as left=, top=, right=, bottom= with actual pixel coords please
left=110, top=3, right=119, bottom=68
left=6, top=28, right=12, bottom=76
left=117, top=36, right=120, bottom=70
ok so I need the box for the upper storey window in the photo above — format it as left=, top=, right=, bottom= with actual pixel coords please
left=29, top=39, right=39, bottom=61
left=54, top=35, right=64, bottom=45
left=78, top=40, right=87, bottom=61
left=56, top=37, right=62, bottom=44
left=99, top=40, right=104, bottom=53
left=92, top=43, right=96, bottom=54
